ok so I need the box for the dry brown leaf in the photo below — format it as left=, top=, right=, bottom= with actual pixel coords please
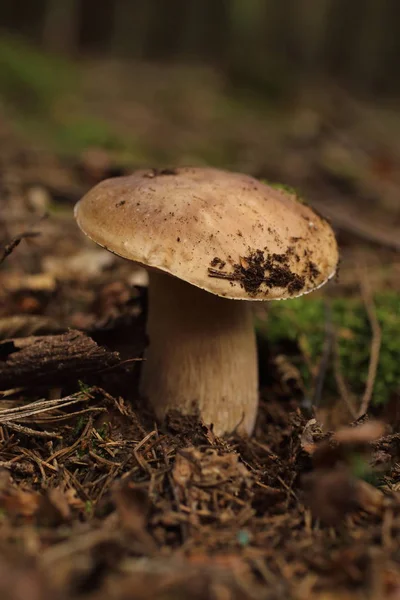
left=172, top=449, right=197, bottom=488
left=0, top=473, right=41, bottom=518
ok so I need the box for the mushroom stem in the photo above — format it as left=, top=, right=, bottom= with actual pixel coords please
left=140, top=271, right=258, bottom=436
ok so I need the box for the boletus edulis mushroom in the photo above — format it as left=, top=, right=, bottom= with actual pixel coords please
left=74, top=167, right=338, bottom=436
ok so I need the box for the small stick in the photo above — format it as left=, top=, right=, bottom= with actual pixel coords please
left=207, top=268, right=239, bottom=281
left=0, top=460, right=35, bottom=474
left=4, top=421, right=61, bottom=438
left=0, top=231, right=40, bottom=265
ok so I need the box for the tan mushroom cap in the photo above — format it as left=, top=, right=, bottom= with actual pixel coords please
left=74, top=167, right=338, bottom=300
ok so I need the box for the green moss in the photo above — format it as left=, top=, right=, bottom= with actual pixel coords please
left=54, top=116, right=130, bottom=152
left=73, top=414, right=89, bottom=437
left=78, top=380, right=91, bottom=394
left=256, top=292, right=400, bottom=406
left=0, top=35, right=74, bottom=116
left=349, top=452, right=379, bottom=485
left=268, top=181, right=297, bottom=195
left=12, top=110, right=141, bottom=159
left=0, top=35, right=140, bottom=158
left=95, top=423, right=109, bottom=440
left=259, top=179, right=305, bottom=203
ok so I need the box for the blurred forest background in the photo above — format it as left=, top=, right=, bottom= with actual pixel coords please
left=1, top=0, right=400, bottom=94
left=1, top=0, right=399, bottom=275
left=0, top=1, right=399, bottom=239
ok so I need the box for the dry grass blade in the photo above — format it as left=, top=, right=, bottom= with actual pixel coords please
left=332, top=330, right=358, bottom=419
left=31, top=407, right=105, bottom=424
left=0, top=390, right=104, bottom=438
left=357, top=265, right=382, bottom=417
left=313, top=301, right=334, bottom=409
left=0, top=391, right=94, bottom=423
left=4, top=421, right=61, bottom=438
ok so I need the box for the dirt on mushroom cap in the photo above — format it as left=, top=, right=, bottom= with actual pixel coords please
left=208, top=247, right=322, bottom=297
left=74, top=167, right=339, bottom=300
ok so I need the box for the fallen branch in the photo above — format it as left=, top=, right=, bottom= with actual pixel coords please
left=0, top=330, right=120, bottom=390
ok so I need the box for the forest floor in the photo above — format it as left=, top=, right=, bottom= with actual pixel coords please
left=1, top=49, right=400, bottom=599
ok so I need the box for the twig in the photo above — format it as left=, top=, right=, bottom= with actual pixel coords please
left=0, top=231, right=40, bottom=265
left=47, top=417, right=93, bottom=462
left=0, top=459, right=35, bottom=474
left=32, top=406, right=105, bottom=423
left=132, top=430, right=157, bottom=474
left=358, top=265, right=382, bottom=417
left=89, top=450, right=121, bottom=468
left=208, top=268, right=239, bottom=281
left=19, top=447, right=59, bottom=472
left=4, top=422, right=61, bottom=438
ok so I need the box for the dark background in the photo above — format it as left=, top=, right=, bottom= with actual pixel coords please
left=1, top=0, right=400, bottom=95
left=0, top=0, right=400, bottom=94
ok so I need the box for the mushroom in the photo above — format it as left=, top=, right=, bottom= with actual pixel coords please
left=74, top=167, right=338, bottom=436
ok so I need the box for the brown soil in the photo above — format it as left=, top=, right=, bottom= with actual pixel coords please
left=209, top=248, right=306, bottom=295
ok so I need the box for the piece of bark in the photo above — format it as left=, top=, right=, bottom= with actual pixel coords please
left=0, top=330, right=120, bottom=390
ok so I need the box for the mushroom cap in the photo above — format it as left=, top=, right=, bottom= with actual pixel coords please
left=74, top=167, right=338, bottom=300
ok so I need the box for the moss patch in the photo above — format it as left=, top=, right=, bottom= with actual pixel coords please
left=0, top=36, right=141, bottom=159
left=0, top=35, right=74, bottom=116
left=257, top=292, right=400, bottom=406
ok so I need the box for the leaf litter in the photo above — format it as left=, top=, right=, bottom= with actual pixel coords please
left=1, top=144, right=400, bottom=600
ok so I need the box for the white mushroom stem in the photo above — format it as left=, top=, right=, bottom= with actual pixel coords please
left=140, top=271, right=258, bottom=436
